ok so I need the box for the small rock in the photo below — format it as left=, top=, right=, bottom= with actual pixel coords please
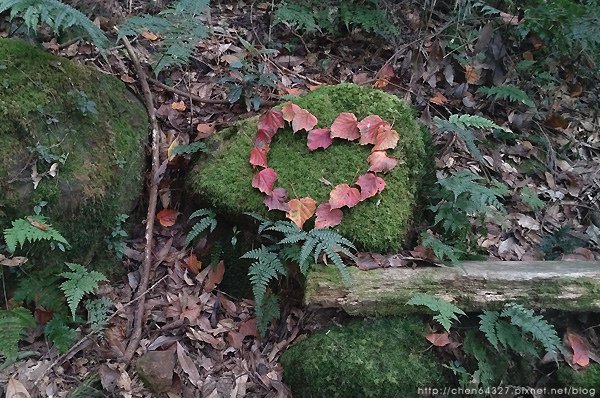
left=135, top=350, right=175, bottom=392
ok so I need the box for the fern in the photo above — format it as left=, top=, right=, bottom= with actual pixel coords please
left=406, top=293, right=465, bottom=332
left=242, top=246, right=287, bottom=306
left=85, top=297, right=112, bottom=334
left=169, top=141, right=207, bottom=157
left=59, top=263, right=106, bottom=319
left=0, top=0, right=109, bottom=48
left=13, top=273, right=65, bottom=312
left=255, top=294, right=280, bottom=336
left=3, top=215, right=69, bottom=253
left=421, top=232, right=463, bottom=264
left=434, top=114, right=507, bottom=160
left=478, top=85, right=535, bottom=108
left=45, top=315, right=78, bottom=353
left=184, top=208, right=217, bottom=246
left=118, top=0, right=210, bottom=75
left=0, top=307, right=35, bottom=361
left=463, top=331, right=497, bottom=387
left=478, top=310, right=500, bottom=349
left=501, top=303, right=561, bottom=356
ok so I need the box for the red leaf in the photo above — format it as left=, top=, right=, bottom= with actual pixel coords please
left=254, top=129, right=272, bottom=146
left=330, top=112, right=359, bottom=141
left=258, top=109, right=284, bottom=134
left=204, top=260, right=225, bottom=292
left=292, top=108, right=318, bottom=133
left=315, top=202, right=343, bottom=228
left=329, top=184, right=361, bottom=209
left=356, top=173, right=386, bottom=200
left=426, top=332, right=450, bottom=347
left=249, top=144, right=270, bottom=168
left=157, top=209, right=179, bottom=227
left=368, top=151, right=398, bottom=173
left=358, top=115, right=385, bottom=145
left=567, top=331, right=590, bottom=367
left=307, top=128, right=333, bottom=150
left=286, top=197, right=317, bottom=229
left=281, top=102, right=301, bottom=122
left=373, top=124, right=399, bottom=151
left=252, top=168, right=277, bottom=194
left=264, top=187, right=291, bottom=211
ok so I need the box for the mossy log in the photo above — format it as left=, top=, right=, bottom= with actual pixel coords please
left=305, top=261, right=600, bottom=314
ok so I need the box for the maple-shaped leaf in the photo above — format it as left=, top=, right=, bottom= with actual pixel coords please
left=286, top=197, right=317, bottom=229
left=292, top=108, right=318, bottom=133
left=252, top=168, right=277, bottom=194
left=157, top=209, right=179, bottom=227
left=358, top=115, right=385, bottom=145
left=307, top=128, right=333, bottom=150
left=329, top=184, right=361, bottom=209
left=372, top=124, right=399, bottom=151
left=315, top=202, right=343, bottom=228
left=356, top=173, right=386, bottom=200
left=426, top=332, right=450, bottom=347
left=281, top=102, right=301, bottom=122
left=249, top=144, right=270, bottom=168
left=330, top=112, right=359, bottom=141
left=368, top=151, right=398, bottom=173
left=254, top=129, right=272, bottom=146
left=258, top=109, right=284, bottom=134
left=264, top=187, right=291, bottom=212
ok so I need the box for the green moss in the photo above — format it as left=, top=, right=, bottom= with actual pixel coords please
left=554, top=364, right=600, bottom=390
left=0, top=38, right=148, bottom=272
left=279, top=316, right=450, bottom=398
left=190, top=84, right=431, bottom=252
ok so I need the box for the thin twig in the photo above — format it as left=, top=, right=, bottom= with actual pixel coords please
left=121, top=37, right=162, bottom=364
left=148, top=77, right=230, bottom=105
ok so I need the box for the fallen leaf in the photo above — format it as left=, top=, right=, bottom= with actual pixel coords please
left=426, top=332, right=450, bottom=347
left=358, top=115, right=385, bottom=145
left=254, top=129, right=272, bottom=146
left=141, top=31, right=159, bottom=41
left=0, top=255, right=28, bottom=267
left=291, top=108, right=318, bottom=133
left=264, top=187, right=291, bottom=212
left=355, top=252, right=385, bottom=270
left=177, top=343, right=201, bottom=387
left=315, top=203, right=343, bottom=228
left=567, top=331, right=590, bottom=367
left=356, top=173, right=386, bottom=200
left=430, top=92, right=448, bottom=105
left=204, top=261, right=225, bottom=292
left=157, top=209, right=179, bottom=227
left=27, top=216, right=48, bottom=231
left=171, top=101, right=186, bottom=112
left=286, top=197, right=317, bottom=228
left=545, top=113, right=569, bottom=129
left=196, top=123, right=215, bottom=139
left=6, top=377, right=31, bottom=398
left=167, top=139, right=179, bottom=161
left=252, top=168, right=278, bottom=194
left=329, top=184, right=361, bottom=209
left=249, top=144, right=270, bottom=168
left=307, top=128, right=333, bottom=150
left=258, top=109, right=284, bottom=135
left=372, top=125, right=399, bottom=151
left=330, top=112, right=359, bottom=141
left=184, top=254, right=202, bottom=273
left=465, top=64, right=482, bottom=84
left=374, top=63, right=395, bottom=88
left=368, top=151, right=398, bottom=173
left=281, top=102, right=301, bottom=122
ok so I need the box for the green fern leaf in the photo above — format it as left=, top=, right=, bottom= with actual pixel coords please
left=421, top=232, right=463, bottom=263
left=478, top=85, right=535, bottom=108
left=59, top=263, right=106, bottom=319
left=255, top=293, right=280, bottom=336
left=185, top=208, right=217, bottom=246
left=45, top=315, right=78, bottom=353
left=494, top=318, right=539, bottom=357
left=406, top=293, right=465, bottom=332
left=479, top=310, right=500, bottom=349
left=3, top=215, right=70, bottom=253
left=85, top=297, right=112, bottom=334
left=463, top=330, right=497, bottom=387
left=0, top=307, right=35, bottom=361
left=169, top=141, right=207, bottom=156
left=501, top=303, right=560, bottom=356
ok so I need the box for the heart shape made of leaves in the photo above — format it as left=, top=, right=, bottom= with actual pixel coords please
left=250, top=103, right=401, bottom=229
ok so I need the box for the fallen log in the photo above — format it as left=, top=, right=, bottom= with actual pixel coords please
left=305, top=261, right=600, bottom=314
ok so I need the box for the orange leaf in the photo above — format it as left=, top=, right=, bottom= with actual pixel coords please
left=184, top=254, right=202, bottom=273
left=157, top=209, right=179, bottom=227
left=567, top=331, right=590, bottom=367
left=430, top=92, right=448, bottom=105
left=286, top=197, right=317, bottom=229
left=196, top=123, right=215, bottom=139
left=426, top=332, right=450, bottom=347
left=465, top=65, right=481, bottom=84
left=141, top=31, right=159, bottom=41
left=171, top=101, right=186, bottom=112
left=204, top=261, right=225, bottom=292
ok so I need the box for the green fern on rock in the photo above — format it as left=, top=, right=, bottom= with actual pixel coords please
left=0, top=0, right=109, bottom=48
left=59, top=263, right=106, bottom=319
left=406, top=293, right=465, bottom=332
left=0, top=307, right=35, bottom=361
left=3, top=215, right=69, bottom=253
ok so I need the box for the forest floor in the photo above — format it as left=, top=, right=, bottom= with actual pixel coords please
left=1, top=0, right=599, bottom=396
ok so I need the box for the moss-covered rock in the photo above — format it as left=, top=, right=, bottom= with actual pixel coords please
left=554, top=364, right=600, bottom=390
left=0, top=38, right=148, bottom=269
left=189, top=84, right=431, bottom=253
left=280, top=316, right=449, bottom=398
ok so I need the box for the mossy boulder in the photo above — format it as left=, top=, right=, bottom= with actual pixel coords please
left=189, top=84, right=432, bottom=253
left=279, top=316, right=449, bottom=397
left=554, top=364, right=600, bottom=390
left=0, top=38, right=148, bottom=269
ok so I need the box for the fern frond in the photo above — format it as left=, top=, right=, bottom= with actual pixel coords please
left=494, top=318, right=539, bottom=357
left=300, top=229, right=355, bottom=281
left=45, top=315, right=77, bottom=353
left=184, top=209, right=217, bottom=246
left=266, top=220, right=303, bottom=235
left=420, top=232, right=463, bottom=263
left=170, top=141, right=207, bottom=157
left=0, top=0, right=109, bottom=48
left=448, top=114, right=505, bottom=130
left=3, top=215, right=69, bottom=253
left=479, top=310, right=500, bottom=349
left=406, top=293, right=465, bottom=332
left=478, top=85, right=535, bottom=108
left=501, top=303, right=560, bottom=356
left=255, top=293, right=280, bottom=336
left=85, top=297, right=112, bottom=334
left=0, top=307, right=35, bottom=361
left=247, top=249, right=286, bottom=305
left=463, top=330, right=496, bottom=387
left=59, top=263, right=106, bottom=319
